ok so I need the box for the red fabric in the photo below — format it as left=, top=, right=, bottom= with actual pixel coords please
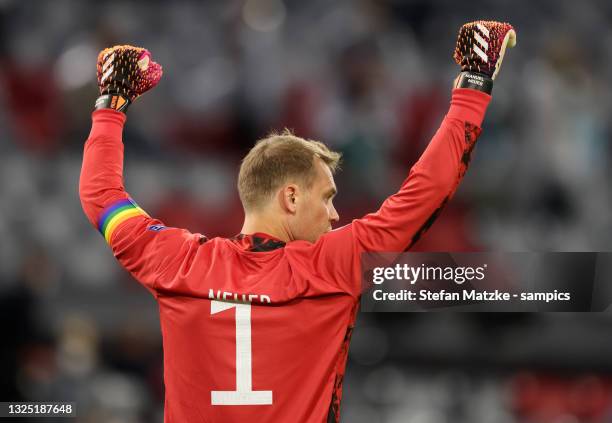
left=79, top=88, right=490, bottom=423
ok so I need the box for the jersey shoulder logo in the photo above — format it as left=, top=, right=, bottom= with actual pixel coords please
left=148, top=224, right=167, bottom=232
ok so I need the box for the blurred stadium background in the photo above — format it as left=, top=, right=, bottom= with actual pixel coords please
left=2, top=0, right=612, bottom=422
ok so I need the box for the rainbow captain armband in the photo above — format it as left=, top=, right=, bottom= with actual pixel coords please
left=97, top=198, right=149, bottom=244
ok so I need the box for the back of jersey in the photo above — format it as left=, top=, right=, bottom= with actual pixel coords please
left=156, top=236, right=358, bottom=423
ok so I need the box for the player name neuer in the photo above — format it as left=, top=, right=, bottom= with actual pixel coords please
left=209, top=289, right=271, bottom=304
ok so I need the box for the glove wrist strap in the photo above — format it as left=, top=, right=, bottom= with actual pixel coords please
left=94, top=94, right=131, bottom=113
left=455, top=72, right=493, bottom=94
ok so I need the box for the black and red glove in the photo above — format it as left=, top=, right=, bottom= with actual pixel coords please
left=453, top=21, right=516, bottom=94
left=95, top=45, right=163, bottom=112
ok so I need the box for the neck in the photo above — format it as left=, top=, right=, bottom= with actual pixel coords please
left=241, top=212, right=292, bottom=243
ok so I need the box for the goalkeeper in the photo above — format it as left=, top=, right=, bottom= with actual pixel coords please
left=80, top=21, right=516, bottom=423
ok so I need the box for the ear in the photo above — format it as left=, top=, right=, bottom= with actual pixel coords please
left=280, top=184, right=299, bottom=214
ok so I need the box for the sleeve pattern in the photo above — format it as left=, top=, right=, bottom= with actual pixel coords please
left=407, top=121, right=482, bottom=250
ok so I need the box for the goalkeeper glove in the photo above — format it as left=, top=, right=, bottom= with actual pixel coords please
left=453, top=21, right=516, bottom=94
left=94, top=45, right=163, bottom=113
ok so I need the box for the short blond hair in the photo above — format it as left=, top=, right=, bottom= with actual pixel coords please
left=238, top=130, right=341, bottom=212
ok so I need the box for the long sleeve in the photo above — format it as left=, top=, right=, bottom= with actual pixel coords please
left=351, top=88, right=490, bottom=251
left=79, top=109, right=204, bottom=294
left=289, top=88, right=492, bottom=296
left=79, top=109, right=130, bottom=226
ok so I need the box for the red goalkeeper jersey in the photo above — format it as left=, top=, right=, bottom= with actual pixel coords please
left=79, top=88, right=490, bottom=423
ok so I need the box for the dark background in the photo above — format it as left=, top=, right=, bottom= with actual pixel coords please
left=2, top=0, right=612, bottom=421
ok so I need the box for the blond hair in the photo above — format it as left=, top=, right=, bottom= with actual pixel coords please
left=238, top=130, right=341, bottom=212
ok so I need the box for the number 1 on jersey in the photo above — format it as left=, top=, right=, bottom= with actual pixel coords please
left=210, top=301, right=273, bottom=405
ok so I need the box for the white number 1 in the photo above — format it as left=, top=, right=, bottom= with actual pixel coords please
left=210, top=301, right=273, bottom=405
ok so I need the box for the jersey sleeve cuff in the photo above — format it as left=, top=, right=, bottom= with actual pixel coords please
left=446, top=88, right=491, bottom=128
left=88, top=109, right=127, bottom=141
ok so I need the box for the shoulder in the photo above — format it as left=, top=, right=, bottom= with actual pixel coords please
left=283, top=225, right=355, bottom=273
left=286, top=224, right=354, bottom=254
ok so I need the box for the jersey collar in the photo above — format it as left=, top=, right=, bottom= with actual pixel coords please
left=232, top=233, right=286, bottom=252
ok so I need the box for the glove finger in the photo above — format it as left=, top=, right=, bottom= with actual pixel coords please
left=506, top=29, right=517, bottom=48
left=453, top=26, right=470, bottom=65
left=135, top=49, right=163, bottom=93
left=491, top=28, right=516, bottom=80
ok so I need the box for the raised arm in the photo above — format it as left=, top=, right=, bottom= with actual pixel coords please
left=79, top=45, right=204, bottom=294
left=351, top=87, right=490, bottom=252
left=301, top=21, right=517, bottom=295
